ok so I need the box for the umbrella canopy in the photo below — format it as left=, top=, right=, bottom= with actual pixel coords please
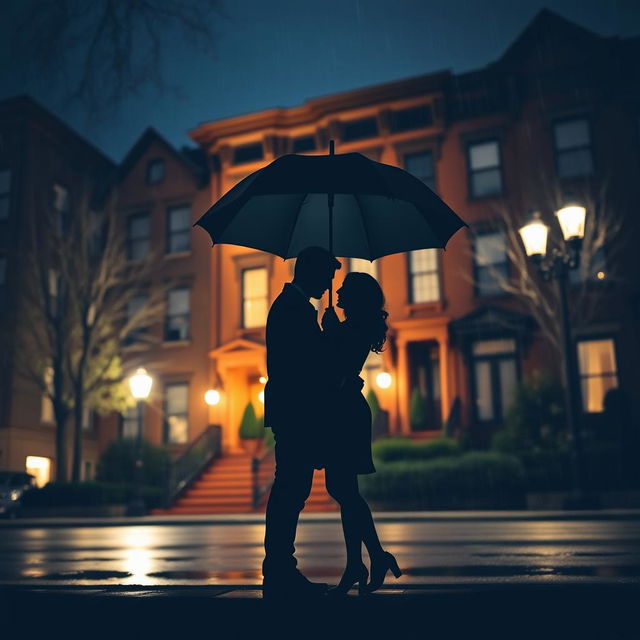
left=194, top=150, right=468, bottom=261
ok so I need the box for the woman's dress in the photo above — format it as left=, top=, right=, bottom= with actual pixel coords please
left=324, top=321, right=377, bottom=475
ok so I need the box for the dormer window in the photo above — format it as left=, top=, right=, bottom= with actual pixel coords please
left=147, top=158, right=165, bottom=184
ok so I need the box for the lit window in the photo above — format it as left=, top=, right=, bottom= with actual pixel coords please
left=25, top=456, right=51, bottom=488
left=577, top=338, right=618, bottom=412
left=166, top=205, right=191, bottom=254
left=147, top=158, right=165, bottom=184
left=348, top=258, right=378, bottom=279
left=165, top=383, right=189, bottom=444
left=127, top=212, right=151, bottom=260
left=121, top=405, right=139, bottom=439
left=242, top=267, right=268, bottom=328
left=165, top=287, right=190, bottom=341
left=473, top=230, right=508, bottom=296
left=40, top=366, right=54, bottom=423
left=404, top=151, right=435, bottom=191
left=467, top=140, right=502, bottom=197
left=0, top=169, right=11, bottom=219
left=553, top=118, right=593, bottom=178
left=408, top=249, right=439, bottom=303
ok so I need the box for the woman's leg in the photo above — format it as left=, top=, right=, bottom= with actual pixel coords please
left=325, top=468, right=384, bottom=565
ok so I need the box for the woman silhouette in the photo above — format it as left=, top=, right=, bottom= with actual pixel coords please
left=323, top=271, right=402, bottom=595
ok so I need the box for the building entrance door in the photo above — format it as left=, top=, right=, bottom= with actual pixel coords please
left=408, top=341, right=441, bottom=431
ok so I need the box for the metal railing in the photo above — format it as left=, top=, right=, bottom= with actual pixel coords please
left=251, top=439, right=276, bottom=510
left=164, top=424, right=222, bottom=508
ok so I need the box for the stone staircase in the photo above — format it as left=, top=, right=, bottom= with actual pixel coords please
left=151, top=452, right=337, bottom=515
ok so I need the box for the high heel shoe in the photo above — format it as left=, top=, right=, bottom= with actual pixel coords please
left=364, top=551, right=402, bottom=593
left=327, top=562, right=369, bottom=596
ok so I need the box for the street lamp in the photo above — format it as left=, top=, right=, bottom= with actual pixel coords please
left=518, top=203, right=599, bottom=510
left=126, top=367, right=153, bottom=516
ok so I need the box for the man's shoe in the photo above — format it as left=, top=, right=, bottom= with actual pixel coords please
left=262, top=569, right=328, bottom=599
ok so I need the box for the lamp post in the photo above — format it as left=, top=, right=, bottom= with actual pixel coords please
left=126, top=367, right=153, bottom=517
left=518, top=203, right=600, bottom=510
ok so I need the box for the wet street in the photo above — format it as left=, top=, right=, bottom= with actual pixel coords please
left=1, top=511, right=639, bottom=588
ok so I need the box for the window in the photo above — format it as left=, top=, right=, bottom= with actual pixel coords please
left=348, top=258, right=378, bottom=279
left=467, top=140, right=502, bottom=197
left=242, top=267, right=268, bottom=328
left=52, top=184, right=70, bottom=231
left=125, top=293, right=149, bottom=345
left=0, top=169, right=10, bottom=219
left=82, top=461, right=93, bottom=481
left=577, top=338, right=618, bottom=412
left=404, top=151, right=435, bottom=191
left=408, top=249, right=439, bottom=303
left=121, top=405, right=139, bottom=439
left=82, top=407, right=93, bottom=431
left=570, top=246, right=607, bottom=284
left=390, top=105, right=433, bottom=133
left=292, top=136, right=316, bottom=153
left=25, top=456, right=51, bottom=488
left=147, top=158, right=165, bottom=184
left=342, top=117, right=378, bottom=142
left=164, top=383, right=189, bottom=444
left=127, top=212, right=151, bottom=260
left=48, top=268, right=59, bottom=316
left=233, top=143, right=263, bottom=165
left=165, top=287, right=190, bottom=341
left=166, top=205, right=191, bottom=254
left=553, top=118, right=593, bottom=178
left=41, top=366, right=54, bottom=423
left=471, top=338, right=518, bottom=421
left=473, top=230, right=508, bottom=296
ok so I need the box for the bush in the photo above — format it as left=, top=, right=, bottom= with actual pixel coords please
left=239, top=402, right=262, bottom=439
left=96, top=438, right=170, bottom=486
left=409, top=388, right=428, bottom=430
left=372, top=436, right=461, bottom=463
left=20, top=482, right=165, bottom=509
left=491, top=370, right=566, bottom=454
left=360, top=451, right=526, bottom=509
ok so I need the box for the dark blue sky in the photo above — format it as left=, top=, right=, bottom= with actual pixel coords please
left=2, top=0, right=639, bottom=162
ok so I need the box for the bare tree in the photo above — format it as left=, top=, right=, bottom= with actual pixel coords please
left=10, top=180, right=178, bottom=482
left=459, top=166, right=625, bottom=365
left=13, top=0, right=224, bottom=118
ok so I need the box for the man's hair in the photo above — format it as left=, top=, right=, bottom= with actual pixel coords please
left=294, top=246, right=341, bottom=279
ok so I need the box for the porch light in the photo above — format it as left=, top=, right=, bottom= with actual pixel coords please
left=129, top=368, right=152, bottom=400
left=555, top=202, right=586, bottom=242
left=518, top=211, right=549, bottom=258
left=376, top=372, right=392, bottom=389
left=259, top=376, right=267, bottom=384
left=205, top=389, right=221, bottom=406
left=258, top=390, right=265, bottom=403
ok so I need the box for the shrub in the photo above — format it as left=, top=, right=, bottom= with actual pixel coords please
left=360, top=451, right=526, bottom=509
left=96, top=438, right=170, bottom=486
left=409, top=388, right=428, bottom=430
left=372, top=436, right=461, bottom=463
left=239, top=402, right=262, bottom=439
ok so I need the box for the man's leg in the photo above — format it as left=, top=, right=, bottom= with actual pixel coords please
left=262, top=430, right=314, bottom=578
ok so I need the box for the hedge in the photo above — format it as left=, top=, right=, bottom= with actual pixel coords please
left=371, top=437, right=461, bottom=463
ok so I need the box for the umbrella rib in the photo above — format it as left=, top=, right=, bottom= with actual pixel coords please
left=283, top=192, right=309, bottom=257
left=352, top=191, right=374, bottom=260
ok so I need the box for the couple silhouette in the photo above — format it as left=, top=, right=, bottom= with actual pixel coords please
left=261, top=246, right=402, bottom=599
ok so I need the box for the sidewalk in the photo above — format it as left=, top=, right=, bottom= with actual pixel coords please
left=3, top=582, right=639, bottom=638
left=2, top=508, right=640, bottom=528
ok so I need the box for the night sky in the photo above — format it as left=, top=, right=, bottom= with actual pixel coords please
left=2, top=0, right=639, bottom=163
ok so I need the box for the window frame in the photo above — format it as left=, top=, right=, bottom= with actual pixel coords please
left=576, top=335, right=619, bottom=414
left=552, top=116, right=594, bottom=180
left=465, top=138, right=504, bottom=199
left=127, top=211, right=152, bottom=261
left=404, top=150, right=436, bottom=192
left=406, top=249, right=441, bottom=304
left=241, top=266, right=269, bottom=329
left=146, top=158, right=165, bottom=185
left=471, top=225, right=510, bottom=298
left=163, top=382, right=189, bottom=445
left=164, top=286, right=191, bottom=342
left=165, top=203, right=192, bottom=255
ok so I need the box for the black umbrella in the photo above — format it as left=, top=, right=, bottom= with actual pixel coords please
left=194, top=141, right=468, bottom=306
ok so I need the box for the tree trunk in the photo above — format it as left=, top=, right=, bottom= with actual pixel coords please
left=72, top=389, right=83, bottom=483
left=54, top=405, right=69, bottom=483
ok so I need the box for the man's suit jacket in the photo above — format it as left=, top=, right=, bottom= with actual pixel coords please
left=263, top=283, right=333, bottom=436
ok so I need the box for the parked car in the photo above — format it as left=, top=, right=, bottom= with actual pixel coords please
left=0, top=471, right=37, bottom=518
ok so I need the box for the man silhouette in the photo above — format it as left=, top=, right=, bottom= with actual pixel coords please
left=262, top=246, right=341, bottom=599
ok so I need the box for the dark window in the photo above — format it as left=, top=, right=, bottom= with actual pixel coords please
left=120, top=405, right=139, bottom=439
left=52, top=183, right=70, bottom=232
left=164, top=383, right=189, bottom=444
left=390, top=105, right=433, bottom=132
left=408, top=249, right=440, bottom=303
left=471, top=339, right=518, bottom=422
left=147, top=158, right=165, bottom=184
left=127, top=212, right=151, bottom=260
left=467, top=140, right=502, bottom=197
left=553, top=118, right=593, bottom=178
left=292, top=136, right=316, bottom=153
left=0, top=169, right=10, bottom=219
left=233, top=143, right=263, bottom=165
left=166, top=205, right=191, bottom=254
left=165, top=287, right=190, bottom=341
left=404, top=151, right=435, bottom=191
left=124, top=292, right=149, bottom=346
left=473, top=229, right=508, bottom=296
left=342, top=117, right=378, bottom=142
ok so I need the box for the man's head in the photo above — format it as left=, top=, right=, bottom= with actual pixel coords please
left=293, top=246, right=341, bottom=299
